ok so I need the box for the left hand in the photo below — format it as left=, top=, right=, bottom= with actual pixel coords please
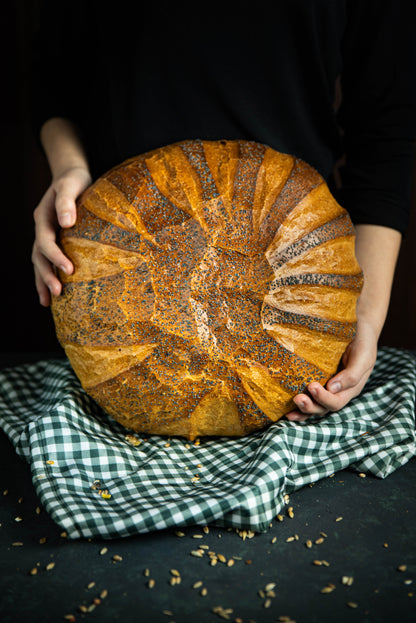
left=285, top=319, right=378, bottom=421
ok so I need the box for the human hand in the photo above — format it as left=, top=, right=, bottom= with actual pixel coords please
left=285, top=319, right=378, bottom=422
left=32, top=165, right=92, bottom=306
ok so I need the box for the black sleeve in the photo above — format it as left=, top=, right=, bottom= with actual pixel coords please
left=335, top=0, right=416, bottom=234
left=29, top=1, right=91, bottom=147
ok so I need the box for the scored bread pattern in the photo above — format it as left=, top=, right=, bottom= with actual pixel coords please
left=51, top=139, right=363, bottom=439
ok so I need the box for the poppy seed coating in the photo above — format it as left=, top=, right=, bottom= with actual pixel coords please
left=52, top=139, right=363, bottom=439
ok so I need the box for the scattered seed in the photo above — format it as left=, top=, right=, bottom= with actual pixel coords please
left=287, top=507, right=294, bottom=519
left=87, top=604, right=96, bottom=613
left=46, top=460, right=55, bottom=465
left=12, top=542, right=24, bottom=547
left=271, top=536, right=277, bottom=544
left=144, top=568, right=150, bottom=577
left=322, top=560, right=330, bottom=567
left=265, top=583, right=276, bottom=591
left=276, top=514, right=284, bottom=522
left=383, top=543, right=389, bottom=548
left=245, top=560, right=252, bottom=565
left=210, top=558, right=218, bottom=566
left=46, top=562, right=55, bottom=571
left=315, top=537, right=325, bottom=545
left=218, top=554, right=227, bottom=563
left=201, top=588, right=208, bottom=596
left=358, top=473, right=366, bottom=478
left=227, top=559, right=235, bottom=567
left=320, top=532, right=328, bottom=538
left=264, top=599, right=272, bottom=608
left=277, top=617, right=296, bottom=622
left=193, top=534, right=203, bottom=539
left=203, top=526, right=209, bottom=534
left=347, top=602, right=358, bottom=608
left=125, top=434, right=142, bottom=446
left=286, top=536, right=295, bottom=543
left=3, top=490, right=8, bottom=495
left=163, top=612, right=173, bottom=617
left=63, top=616, right=76, bottom=622
left=170, top=577, right=178, bottom=586
left=18, top=497, right=23, bottom=504
left=313, top=560, right=323, bottom=566
left=398, top=565, right=407, bottom=572
left=101, top=492, right=112, bottom=499
left=191, top=550, right=204, bottom=558
left=100, top=590, right=108, bottom=599
left=93, top=598, right=101, bottom=605
left=306, top=540, right=313, bottom=549
left=100, top=547, right=108, bottom=555
left=39, top=537, right=47, bottom=544
left=193, top=581, right=203, bottom=589
left=284, top=494, right=290, bottom=503
left=29, top=568, right=38, bottom=576
left=170, top=569, right=180, bottom=577
left=112, top=555, right=122, bottom=562
left=404, top=580, right=413, bottom=585
left=78, top=605, right=88, bottom=614
left=266, top=590, right=276, bottom=598
left=321, top=586, right=335, bottom=594
left=258, top=590, right=265, bottom=599
left=14, top=517, right=23, bottom=523
left=35, top=506, right=41, bottom=515
left=148, top=579, right=155, bottom=589
left=87, top=582, right=95, bottom=589
left=342, top=576, right=354, bottom=586
left=60, top=531, right=68, bottom=538
left=335, top=517, right=343, bottom=522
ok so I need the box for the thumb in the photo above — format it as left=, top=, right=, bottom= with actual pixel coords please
left=326, top=341, right=374, bottom=395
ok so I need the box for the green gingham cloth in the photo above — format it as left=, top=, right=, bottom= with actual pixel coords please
left=0, top=347, right=415, bottom=540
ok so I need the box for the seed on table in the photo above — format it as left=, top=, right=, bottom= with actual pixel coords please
left=265, top=583, right=276, bottom=591
left=87, top=581, right=95, bottom=589
left=287, top=507, right=294, bottom=519
left=100, top=589, right=108, bottom=599
left=35, top=506, right=41, bottom=514
left=271, top=536, right=277, bottom=544
left=284, top=494, right=290, bottom=503
left=404, top=579, right=413, bottom=585
left=203, top=526, right=209, bottom=534
left=29, top=568, right=38, bottom=576
left=148, top=579, right=155, bottom=589
left=191, top=549, right=204, bottom=557
left=320, top=532, right=328, bottom=537
left=87, top=604, right=96, bottom=613
left=39, top=537, right=47, bottom=545
left=46, top=562, right=55, bottom=571
left=193, top=534, right=203, bottom=539
left=63, top=616, right=76, bottom=622
left=286, top=536, right=295, bottom=542
left=12, top=542, right=24, bottom=547
left=266, top=590, right=276, bottom=598
left=93, top=598, right=101, bottom=605
left=335, top=517, right=343, bottom=522
left=322, top=561, right=330, bottom=567
left=78, top=605, right=88, bottom=613
left=321, top=586, right=334, bottom=594
left=277, top=514, right=284, bottom=522
left=174, top=531, right=185, bottom=537
left=305, top=540, right=313, bottom=548
left=347, top=602, right=358, bottom=608
left=112, top=555, right=122, bottom=562
left=342, top=576, right=354, bottom=586
left=398, top=565, right=407, bottom=572
left=358, top=473, right=366, bottom=478
left=227, top=559, right=235, bottom=567
left=383, top=543, right=389, bottom=548
left=170, top=569, right=180, bottom=577
left=60, top=531, right=68, bottom=538
left=264, top=599, right=272, bottom=608
left=258, top=590, right=265, bottom=599
left=144, top=568, right=150, bottom=577
left=200, top=588, right=208, bottom=596
left=193, top=581, right=203, bottom=589
left=162, top=611, right=173, bottom=617
left=170, top=577, right=178, bottom=586
left=210, top=558, right=218, bottom=566
left=313, top=560, right=323, bottom=566
left=315, top=537, right=325, bottom=545
left=14, top=517, right=23, bottom=522
left=2, top=490, right=8, bottom=496
left=217, top=554, right=227, bottom=563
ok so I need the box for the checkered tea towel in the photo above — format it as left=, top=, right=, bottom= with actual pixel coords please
left=0, top=347, right=414, bottom=539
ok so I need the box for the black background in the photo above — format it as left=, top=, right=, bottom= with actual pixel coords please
left=3, top=2, right=416, bottom=355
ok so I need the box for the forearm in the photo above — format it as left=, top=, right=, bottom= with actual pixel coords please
left=354, top=224, right=402, bottom=339
left=40, top=117, right=90, bottom=180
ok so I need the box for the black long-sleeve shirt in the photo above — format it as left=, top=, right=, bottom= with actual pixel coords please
left=30, top=0, right=416, bottom=233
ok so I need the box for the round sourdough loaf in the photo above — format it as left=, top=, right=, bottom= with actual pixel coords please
left=51, top=139, right=363, bottom=439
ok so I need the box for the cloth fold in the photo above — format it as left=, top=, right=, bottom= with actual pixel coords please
left=0, top=347, right=414, bottom=539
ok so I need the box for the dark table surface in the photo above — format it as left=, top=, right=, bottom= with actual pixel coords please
left=1, top=353, right=415, bottom=623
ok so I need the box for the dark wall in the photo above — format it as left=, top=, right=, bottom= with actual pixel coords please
left=2, top=3, right=415, bottom=355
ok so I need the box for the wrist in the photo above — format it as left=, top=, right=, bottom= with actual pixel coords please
left=40, top=117, right=90, bottom=181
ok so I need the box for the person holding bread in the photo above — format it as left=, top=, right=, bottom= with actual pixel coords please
left=30, top=1, right=416, bottom=422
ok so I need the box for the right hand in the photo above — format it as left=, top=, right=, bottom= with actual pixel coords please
left=32, top=165, right=92, bottom=306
